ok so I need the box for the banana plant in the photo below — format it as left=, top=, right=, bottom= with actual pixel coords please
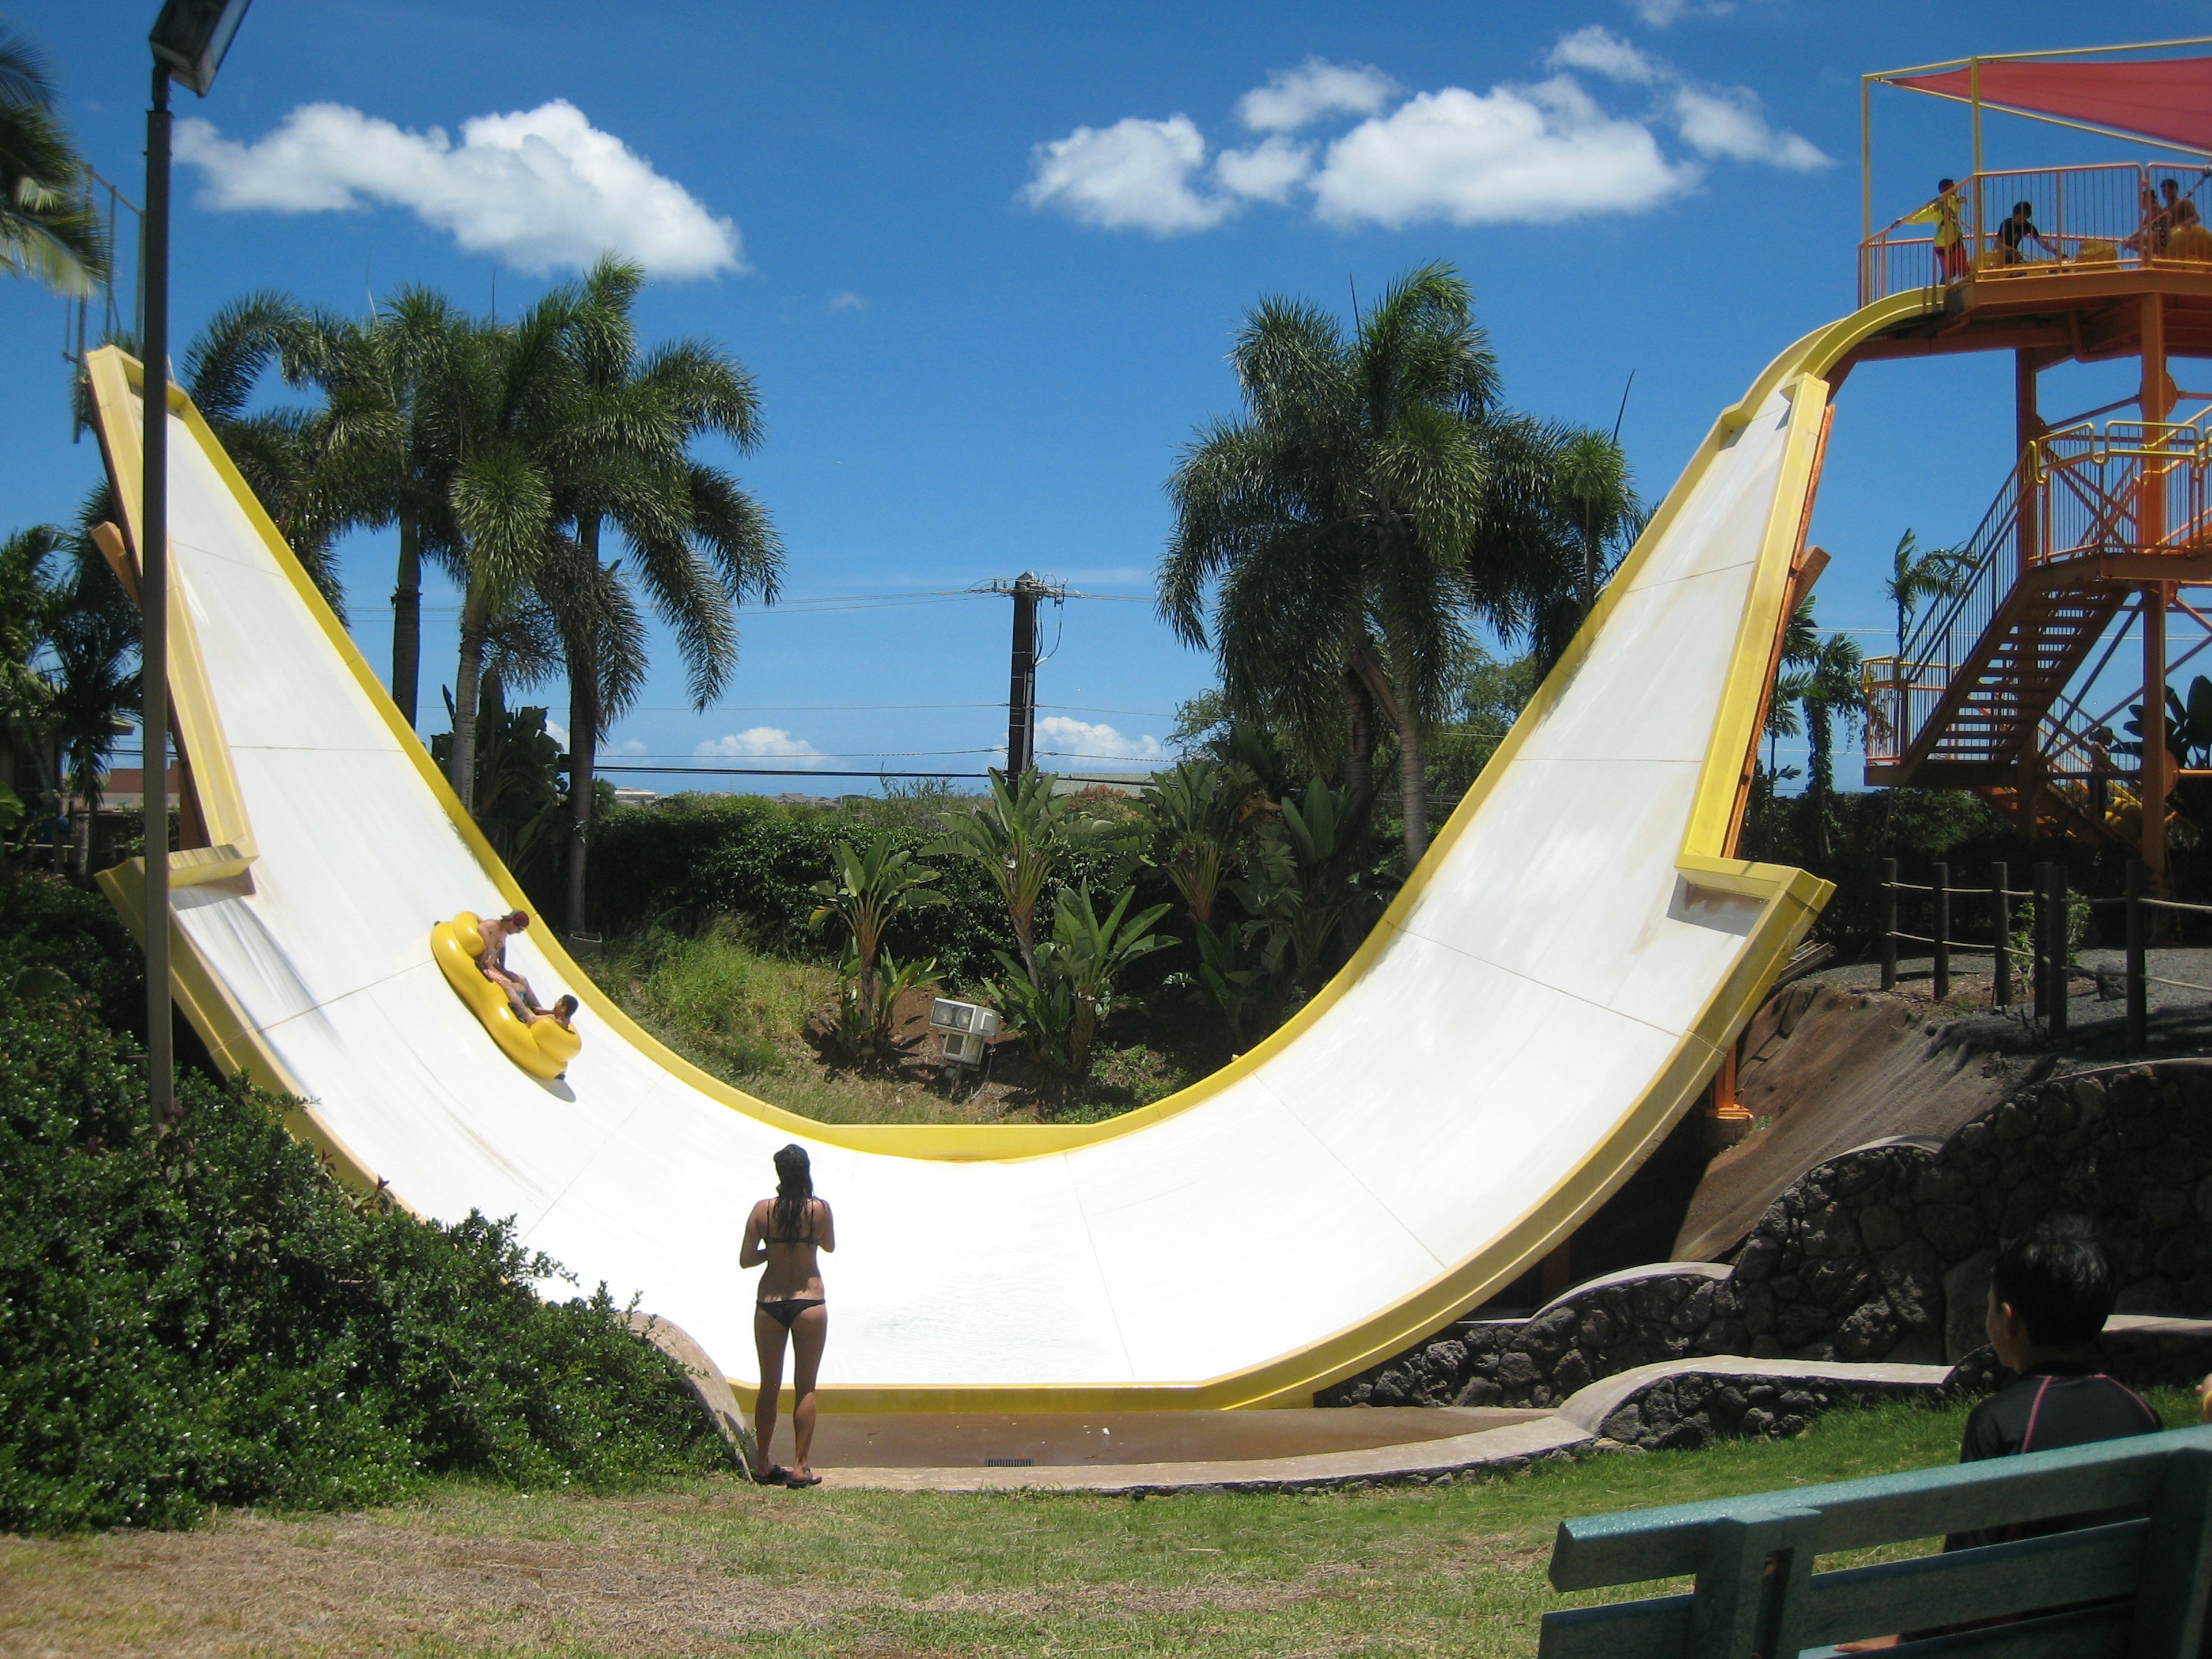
left=809, top=831, right=947, bottom=1039
left=995, top=882, right=1176, bottom=1077
left=1044, top=882, right=1176, bottom=1077
left=931, top=768, right=1096, bottom=979
left=1234, top=776, right=1354, bottom=986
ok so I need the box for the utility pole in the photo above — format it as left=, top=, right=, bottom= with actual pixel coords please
left=988, top=573, right=1063, bottom=776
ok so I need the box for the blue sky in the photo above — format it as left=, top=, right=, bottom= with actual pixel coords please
left=5, top=1, right=2205, bottom=793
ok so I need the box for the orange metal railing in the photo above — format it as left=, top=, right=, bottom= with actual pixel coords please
left=1859, top=161, right=2212, bottom=305
left=1862, top=412, right=2212, bottom=770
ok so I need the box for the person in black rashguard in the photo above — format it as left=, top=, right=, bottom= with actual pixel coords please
left=1946, top=1214, right=2161, bottom=1552
left=1841, top=1218, right=2165, bottom=1651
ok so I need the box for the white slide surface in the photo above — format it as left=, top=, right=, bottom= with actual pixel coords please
left=88, top=300, right=1922, bottom=1410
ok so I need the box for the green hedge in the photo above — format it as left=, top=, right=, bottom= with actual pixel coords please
left=586, top=793, right=1157, bottom=988
left=0, top=878, right=728, bottom=1532
left=0, top=873, right=142, bottom=1035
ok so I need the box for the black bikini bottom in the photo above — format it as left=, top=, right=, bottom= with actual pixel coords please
left=757, top=1297, right=825, bottom=1328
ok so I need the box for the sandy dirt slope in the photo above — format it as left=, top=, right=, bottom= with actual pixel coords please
left=1672, top=983, right=2050, bottom=1262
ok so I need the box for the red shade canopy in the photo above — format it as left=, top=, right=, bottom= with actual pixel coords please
left=1895, top=56, right=2212, bottom=155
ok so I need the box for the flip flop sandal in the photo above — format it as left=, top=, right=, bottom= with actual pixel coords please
left=752, top=1465, right=791, bottom=1486
left=785, top=1472, right=823, bottom=1487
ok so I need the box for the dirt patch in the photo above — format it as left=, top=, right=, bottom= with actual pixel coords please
left=1672, top=981, right=2049, bottom=1261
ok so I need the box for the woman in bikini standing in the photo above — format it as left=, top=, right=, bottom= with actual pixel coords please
left=739, top=1143, right=834, bottom=1486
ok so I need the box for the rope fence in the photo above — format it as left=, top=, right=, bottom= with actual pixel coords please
left=1880, top=857, right=2198, bottom=1054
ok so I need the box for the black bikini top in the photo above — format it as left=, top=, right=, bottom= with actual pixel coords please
left=765, top=1198, right=821, bottom=1245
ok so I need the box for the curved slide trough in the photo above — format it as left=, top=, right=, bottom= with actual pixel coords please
left=82, top=296, right=1933, bottom=1413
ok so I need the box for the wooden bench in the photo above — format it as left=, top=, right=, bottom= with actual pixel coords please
left=1539, top=1423, right=2212, bottom=1657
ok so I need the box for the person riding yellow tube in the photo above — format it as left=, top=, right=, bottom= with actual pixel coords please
left=431, top=910, right=581, bottom=1080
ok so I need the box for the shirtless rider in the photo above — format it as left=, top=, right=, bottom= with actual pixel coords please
left=476, top=909, right=544, bottom=1016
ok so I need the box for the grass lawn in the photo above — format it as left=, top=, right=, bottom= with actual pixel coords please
left=7, top=1390, right=2198, bottom=1657
left=592, top=919, right=1206, bottom=1127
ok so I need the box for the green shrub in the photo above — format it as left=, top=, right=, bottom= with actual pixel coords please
left=0, top=990, right=725, bottom=1532
left=0, top=872, right=141, bottom=1034
left=587, top=792, right=1141, bottom=988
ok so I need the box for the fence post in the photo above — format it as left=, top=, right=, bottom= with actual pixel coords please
left=1933, top=862, right=1951, bottom=1002
left=2127, top=860, right=2148, bottom=1055
left=2047, top=863, right=2070, bottom=1042
left=2032, top=862, right=2050, bottom=1021
left=1881, top=858, right=1898, bottom=993
left=1991, top=861, right=2011, bottom=1007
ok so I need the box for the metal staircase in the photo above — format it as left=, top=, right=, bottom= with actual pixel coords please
left=1863, top=416, right=2212, bottom=842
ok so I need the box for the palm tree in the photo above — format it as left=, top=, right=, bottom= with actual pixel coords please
left=418, top=299, right=596, bottom=813
left=175, top=293, right=354, bottom=617
left=289, top=288, right=469, bottom=729
left=1797, top=615, right=1865, bottom=854
left=1552, top=427, right=1639, bottom=616
left=0, top=524, right=66, bottom=810
left=0, top=25, right=105, bottom=296
left=1161, top=263, right=1502, bottom=868
left=547, top=257, right=781, bottom=931
left=1884, top=529, right=1973, bottom=660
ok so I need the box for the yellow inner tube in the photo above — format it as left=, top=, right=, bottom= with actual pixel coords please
left=431, top=911, right=582, bottom=1081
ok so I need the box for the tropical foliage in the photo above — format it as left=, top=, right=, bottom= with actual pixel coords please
left=0, top=24, right=105, bottom=297
left=997, top=884, right=1175, bottom=1075
left=1161, top=262, right=1640, bottom=871
left=809, top=830, right=946, bottom=1051
left=1884, top=528, right=1974, bottom=660
left=930, top=768, right=1105, bottom=979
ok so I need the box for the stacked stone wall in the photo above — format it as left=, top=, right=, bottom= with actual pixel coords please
left=1325, top=1060, right=2212, bottom=1411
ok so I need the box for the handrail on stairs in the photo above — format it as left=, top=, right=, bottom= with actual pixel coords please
left=1868, top=412, right=2212, bottom=774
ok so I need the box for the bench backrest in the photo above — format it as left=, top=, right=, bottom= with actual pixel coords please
left=1539, top=1423, right=2212, bottom=1658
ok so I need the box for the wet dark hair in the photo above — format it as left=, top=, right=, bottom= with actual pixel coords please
left=1938, top=177, right=1956, bottom=190
left=2013, top=200, right=2033, bottom=217
left=554, top=994, right=578, bottom=1020
left=771, top=1143, right=814, bottom=1241
left=1991, top=1214, right=2113, bottom=1349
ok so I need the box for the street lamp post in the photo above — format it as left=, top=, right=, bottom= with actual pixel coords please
left=141, top=0, right=251, bottom=1122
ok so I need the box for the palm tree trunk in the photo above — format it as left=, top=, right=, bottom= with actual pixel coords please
left=565, top=516, right=601, bottom=934
left=1397, top=717, right=1429, bottom=865
left=450, top=586, right=486, bottom=813
left=391, top=510, right=421, bottom=730
left=1348, top=645, right=1427, bottom=864
left=1808, top=707, right=1832, bottom=858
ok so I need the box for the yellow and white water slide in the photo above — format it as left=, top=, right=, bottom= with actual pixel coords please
left=82, top=295, right=1934, bottom=1413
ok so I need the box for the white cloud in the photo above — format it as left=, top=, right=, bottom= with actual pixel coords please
left=615, top=738, right=647, bottom=755
left=1312, top=77, right=1696, bottom=229
left=1549, top=25, right=1664, bottom=84
left=1236, top=58, right=1398, bottom=132
left=175, top=99, right=742, bottom=277
left=1671, top=85, right=1829, bottom=170
left=695, top=728, right=826, bottom=766
left=1031, top=715, right=1168, bottom=764
left=1028, top=46, right=1824, bottom=237
left=1626, top=0, right=1734, bottom=25
left=546, top=717, right=570, bottom=748
left=1020, top=114, right=1233, bottom=234
left=1215, top=136, right=1312, bottom=203
left=826, top=290, right=867, bottom=312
